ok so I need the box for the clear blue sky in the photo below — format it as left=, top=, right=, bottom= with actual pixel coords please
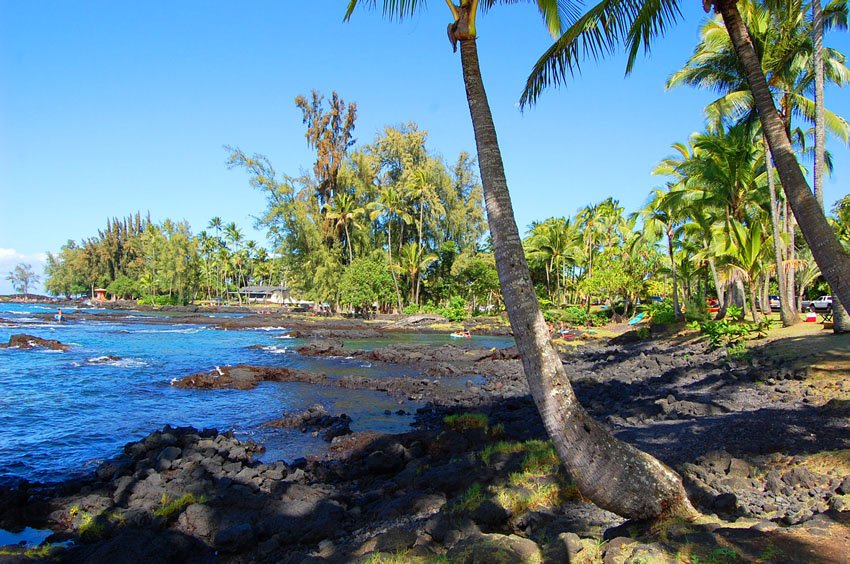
left=1, top=1, right=848, bottom=294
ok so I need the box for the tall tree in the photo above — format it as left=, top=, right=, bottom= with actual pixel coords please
left=519, top=0, right=850, bottom=327
left=6, top=263, right=40, bottom=296
left=346, top=0, right=695, bottom=520
left=295, top=90, right=358, bottom=211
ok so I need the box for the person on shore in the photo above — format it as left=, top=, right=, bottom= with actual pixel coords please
left=54, top=308, right=64, bottom=322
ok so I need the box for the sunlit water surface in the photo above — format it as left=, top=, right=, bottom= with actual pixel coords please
left=0, top=303, right=512, bottom=482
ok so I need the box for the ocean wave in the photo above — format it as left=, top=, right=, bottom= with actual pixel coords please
left=85, top=356, right=148, bottom=368
left=128, top=327, right=205, bottom=334
left=252, top=326, right=290, bottom=331
left=274, top=334, right=295, bottom=340
left=260, top=345, right=289, bottom=354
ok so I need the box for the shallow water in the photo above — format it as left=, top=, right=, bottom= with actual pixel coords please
left=0, top=303, right=513, bottom=482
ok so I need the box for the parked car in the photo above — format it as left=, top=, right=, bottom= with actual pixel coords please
left=801, top=295, right=832, bottom=312
left=769, top=295, right=780, bottom=311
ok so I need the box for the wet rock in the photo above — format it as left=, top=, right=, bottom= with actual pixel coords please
left=2, top=333, right=70, bottom=351
left=172, top=365, right=327, bottom=390
left=263, top=404, right=352, bottom=442
left=295, top=339, right=345, bottom=356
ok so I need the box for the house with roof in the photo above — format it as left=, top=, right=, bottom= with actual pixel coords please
left=237, top=285, right=290, bottom=304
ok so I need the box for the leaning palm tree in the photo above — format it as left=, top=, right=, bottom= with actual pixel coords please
left=346, top=0, right=695, bottom=520
left=519, top=0, right=850, bottom=326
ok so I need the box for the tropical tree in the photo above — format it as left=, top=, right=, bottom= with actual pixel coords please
left=324, top=191, right=367, bottom=264
left=640, top=187, right=686, bottom=321
left=396, top=242, right=437, bottom=305
left=369, top=186, right=412, bottom=311
left=519, top=0, right=850, bottom=331
left=346, top=0, right=695, bottom=520
left=6, top=263, right=39, bottom=296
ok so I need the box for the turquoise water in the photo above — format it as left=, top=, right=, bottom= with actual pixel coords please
left=0, top=303, right=512, bottom=483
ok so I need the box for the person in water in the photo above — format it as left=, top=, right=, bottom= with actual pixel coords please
left=55, top=308, right=64, bottom=322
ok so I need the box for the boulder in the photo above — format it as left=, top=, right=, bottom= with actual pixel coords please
left=3, top=334, right=69, bottom=351
left=446, top=533, right=541, bottom=563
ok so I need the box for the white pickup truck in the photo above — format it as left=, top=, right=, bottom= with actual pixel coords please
left=801, top=295, right=832, bottom=312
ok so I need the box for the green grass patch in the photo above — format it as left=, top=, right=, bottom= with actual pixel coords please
left=480, top=439, right=552, bottom=466
left=153, top=493, right=208, bottom=520
left=443, top=412, right=489, bottom=432
left=359, top=550, right=449, bottom=563
left=451, top=482, right=487, bottom=514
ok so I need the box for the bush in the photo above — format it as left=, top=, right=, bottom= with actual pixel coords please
left=137, top=294, right=184, bottom=306
left=439, top=296, right=468, bottom=322
left=561, top=306, right=589, bottom=326
left=647, top=299, right=677, bottom=324
left=684, top=296, right=709, bottom=322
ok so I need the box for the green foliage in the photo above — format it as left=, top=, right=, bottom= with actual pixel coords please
left=451, top=482, right=487, bottom=514
left=726, top=305, right=744, bottom=319
left=684, top=295, right=709, bottom=322
left=5, top=263, right=40, bottom=295
left=338, top=255, right=395, bottom=312
left=689, top=317, right=771, bottom=356
left=440, top=295, right=468, bottom=321
left=106, top=274, right=138, bottom=299
left=443, top=412, right=489, bottom=431
left=137, top=294, right=184, bottom=306
left=647, top=299, right=677, bottom=324
left=154, top=493, right=207, bottom=520
left=560, top=306, right=589, bottom=326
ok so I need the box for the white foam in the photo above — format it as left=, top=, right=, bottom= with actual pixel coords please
left=86, top=356, right=148, bottom=368
left=261, top=345, right=289, bottom=354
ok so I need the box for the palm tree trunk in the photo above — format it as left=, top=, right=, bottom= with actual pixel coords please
left=813, top=0, right=825, bottom=211
left=766, top=140, right=798, bottom=325
left=668, top=232, right=684, bottom=322
left=715, top=0, right=850, bottom=315
left=787, top=206, right=797, bottom=312
left=387, top=225, right=403, bottom=313
left=458, top=36, right=694, bottom=521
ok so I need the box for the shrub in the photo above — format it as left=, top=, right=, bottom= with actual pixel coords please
left=647, top=299, right=677, bottom=324
left=439, top=296, right=468, bottom=322
left=561, top=306, right=589, bottom=326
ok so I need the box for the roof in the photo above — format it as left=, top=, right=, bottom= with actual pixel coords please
left=238, top=285, right=289, bottom=294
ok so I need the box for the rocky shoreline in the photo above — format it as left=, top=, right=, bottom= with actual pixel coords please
left=2, top=324, right=850, bottom=562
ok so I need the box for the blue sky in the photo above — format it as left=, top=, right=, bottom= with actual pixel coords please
left=1, top=1, right=848, bottom=294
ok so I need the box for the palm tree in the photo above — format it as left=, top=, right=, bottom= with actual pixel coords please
left=369, top=186, right=413, bottom=312
left=723, top=220, right=770, bottom=322
left=224, top=222, right=244, bottom=304
left=640, top=186, right=686, bottom=321
left=524, top=217, right=579, bottom=305
left=396, top=242, right=438, bottom=304
left=324, top=191, right=366, bottom=264
left=346, top=0, right=695, bottom=520
left=519, top=0, right=850, bottom=328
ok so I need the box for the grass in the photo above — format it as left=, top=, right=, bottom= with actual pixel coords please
left=475, top=440, right=584, bottom=516
left=797, top=449, right=850, bottom=476
left=451, top=483, right=487, bottom=514
left=153, top=493, right=208, bottom=519
left=480, top=439, right=552, bottom=467
left=0, top=544, right=60, bottom=559
left=443, top=412, right=489, bottom=431
left=358, top=550, right=449, bottom=563
left=676, top=545, right=740, bottom=564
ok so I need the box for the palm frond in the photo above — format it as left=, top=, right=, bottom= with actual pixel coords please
left=520, top=0, right=684, bottom=107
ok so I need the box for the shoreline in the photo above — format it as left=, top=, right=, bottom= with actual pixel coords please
left=2, top=307, right=850, bottom=561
